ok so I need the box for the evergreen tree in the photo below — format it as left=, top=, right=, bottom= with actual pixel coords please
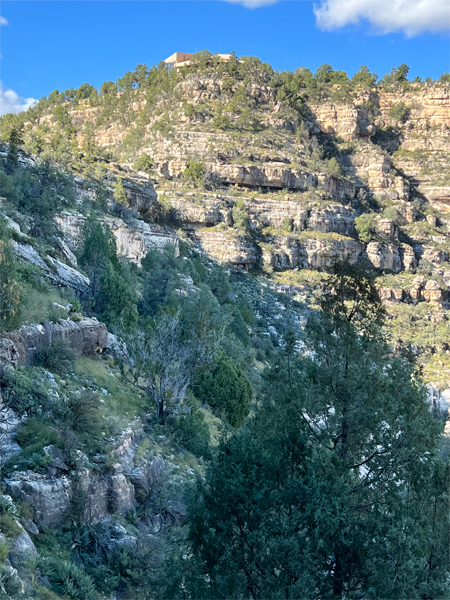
left=5, top=127, right=23, bottom=174
left=192, top=352, right=252, bottom=427
left=113, top=177, right=127, bottom=205
left=78, top=218, right=137, bottom=327
left=186, top=302, right=449, bottom=598
left=0, top=218, right=22, bottom=333
left=99, top=261, right=137, bottom=328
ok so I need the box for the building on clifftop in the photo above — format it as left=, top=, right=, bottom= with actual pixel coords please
left=164, top=52, right=232, bottom=71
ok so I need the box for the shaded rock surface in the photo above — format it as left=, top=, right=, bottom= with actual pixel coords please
left=1, top=317, right=108, bottom=366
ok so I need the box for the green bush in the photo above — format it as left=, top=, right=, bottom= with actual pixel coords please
left=232, top=199, right=250, bottom=232
left=42, top=558, right=97, bottom=600
left=133, top=153, right=153, bottom=173
left=0, top=217, right=22, bottom=334
left=0, top=513, right=22, bottom=538
left=383, top=206, right=399, bottom=222
left=183, top=161, right=206, bottom=187
left=326, top=157, right=342, bottom=178
left=192, top=353, right=252, bottom=427
left=0, top=564, right=22, bottom=597
left=355, top=213, right=376, bottom=244
left=283, top=216, right=293, bottom=233
left=388, top=102, right=411, bottom=123
left=16, top=417, right=60, bottom=449
left=36, top=340, right=76, bottom=375
left=0, top=540, right=10, bottom=564
left=2, top=443, right=52, bottom=476
left=0, top=366, right=47, bottom=415
left=172, top=403, right=211, bottom=458
left=47, top=302, right=68, bottom=323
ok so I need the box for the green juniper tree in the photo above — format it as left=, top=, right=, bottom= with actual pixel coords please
left=78, top=218, right=137, bottom=327
left=113, top=177, right=128, bottom=205
left=0, top=218, right=22, bottom=334
left=184, top=267, right=449, bottom=599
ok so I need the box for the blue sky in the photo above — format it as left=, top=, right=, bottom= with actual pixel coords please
left=0, top=0, right=449, bottom=114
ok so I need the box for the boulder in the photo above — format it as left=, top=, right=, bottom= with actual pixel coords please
left=0, top=404, right=23, bottom=463
left=9, top=524, right=37, bottom=568
left=0, top=339, right=18, bottom=367
left=422, top=280, right=445, bottom=304
left=75, top=463, right=135, bottom=523
left=4, top=471, right=72, bottom=529
left=122, top=178, right=158, bottom=214
left=128, top=456, right=165, bottom=500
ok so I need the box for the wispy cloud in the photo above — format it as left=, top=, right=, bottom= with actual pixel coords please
left=224, top=0, right=279, bottom=8
left=0, top=16, right=8, bottom=27
left=313, top=0, right=450, bottom=36
left=0, top=83, right=36, bottom=116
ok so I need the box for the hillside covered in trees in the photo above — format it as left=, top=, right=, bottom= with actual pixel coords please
left=0, top=52, right=448, bottom=599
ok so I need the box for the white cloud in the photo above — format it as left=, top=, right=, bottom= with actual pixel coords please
left=0, top=16, right=8, bottom=26
left=313, top=0, right=450, bottom=36
left=225, top=0, right=279, bottom=8
left=0, top=83, right=36, bottom=116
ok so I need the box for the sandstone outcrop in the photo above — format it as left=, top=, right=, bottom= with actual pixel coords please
left=13, top=242, right=90, bottom=293
left=122, top=177, right=157, bottom=213
left=4, top=471, right=72, bottom=529
left=2, top=317, right=108, bottom=366
left=263, top=235, right=363, bottom=270
left=193, top=228, right=259, bottom=268
left=56, top=212, right=178, bottom=264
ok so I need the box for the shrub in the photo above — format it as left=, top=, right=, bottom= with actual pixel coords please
left=192, top=353, right=252, bottom=427
left=16, top=417, right=60, bottom=449
left=0, top=540, right=10, bottom=564
left=283, top=216, right=293, bottom=233
left=203, top=170, right=225, bottom=191
left=42, top=558, right=97, bottom=600
left=172, top=403, right=211, bottom=458
left=0, top=513, right=22, bottom=538
left=212, top=112, right=231, bottom=130
left=183, top=161, right=206, bottom=187
left=0, top=218, right=22, bottom=334
left=389, top=102, right=411, bottom=123
left=2, top=443, right=52, bottom=475
left=232, top=199, right=250, bottom=232
left=326, top=157, right=342, bottom=178
left=0, top=365, right=47, bottom=415
left=47, top=302, right=68, bottom=323
left=383, top=206, right=399, bottom=222
left=355, top=213, right=376, bottom=244
left=113, top=177, right=127, bottom=205
left=133, top=153, right=153, bottom=173
left=0, top=564, right=22, bottom=597
left=36, top=340, right=76, bottom=375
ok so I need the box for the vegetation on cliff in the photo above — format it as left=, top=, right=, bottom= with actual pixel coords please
left=0, top=51, right=449, bottom=599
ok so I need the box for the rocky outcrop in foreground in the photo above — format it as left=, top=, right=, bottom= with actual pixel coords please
left=1, top=317, right=108, bottom=366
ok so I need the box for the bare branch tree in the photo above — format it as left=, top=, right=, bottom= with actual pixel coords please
left=116, top=311, right=221, bottom=423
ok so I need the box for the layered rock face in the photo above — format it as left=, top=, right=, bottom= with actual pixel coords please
left=56, top=212, right=178, bottom=264
left=1, top=318, right=108, bottom=366
left=3, top=424, right=168, bottom=530
left=18, top=72, right=450, bottom=309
